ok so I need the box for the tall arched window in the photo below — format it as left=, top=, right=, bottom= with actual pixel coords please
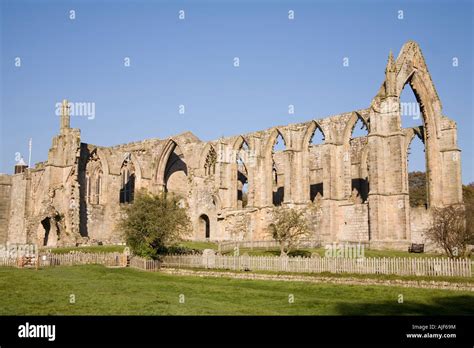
left=164, top=145, right=188, bottom=197
left=204, top=146, right=217, bottom=176
left=349, top=116, right=369, bottom=203
left=120, top=155, right=135, bottom=203
left=95, top=170, right=103, bottom=204
left=236, top=140, right=249, bottom=208
left=407, top=131, right=427, bottom=208
left=86, top=150, right=103, bottom=205
left=272, top=132, right=286, bottom=206
left=400, top=84, right=423, bottom=129
left=308, top=125, right=325, bottom=201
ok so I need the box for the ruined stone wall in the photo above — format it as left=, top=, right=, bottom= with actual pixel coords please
left=7, top=174, right=27, bottom=243
left=3, top=42, right=464, bottom=251
left=0, top=175, right=12, bottom=243
left=339, top=203, right=369, bottom=241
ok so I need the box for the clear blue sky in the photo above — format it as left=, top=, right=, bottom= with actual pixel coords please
left=1, top=0, right=473, bottom=183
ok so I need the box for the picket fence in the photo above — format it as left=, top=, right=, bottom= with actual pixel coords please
left=129, top=256, right=161, bottom=271
left=0, top=252, right=160, bottom=272
left=37, top=252, right=125, bottom=267
left=162, top=254, right=473, bottom=277
left=2, top=252, right=472, bottom=277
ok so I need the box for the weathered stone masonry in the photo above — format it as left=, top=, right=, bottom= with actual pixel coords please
left=0, top=42, right=463, bottom=250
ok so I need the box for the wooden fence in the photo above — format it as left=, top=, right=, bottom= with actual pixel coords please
left=218, top=239, right=322, bottom=253
left=37, top=252, right=126, bottom=267
left=0, top=252, right=160, bottom=272
left=162, top=254, right=473, bottom=277
left=0, top=256, right=19, bottom=267
left=129, top=256, right=161, bottom=272
left=2, top=251, right=472, bottom=277
left=0, top=252, right=126, bottom=268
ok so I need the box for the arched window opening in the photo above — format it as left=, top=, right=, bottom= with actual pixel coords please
left=237, top=141, right=249, bottom=208
left=350, top=117, right=369, bottom=139
left=85, top=151, right=103, bottom=205
left=120, top=157, right=135, bottom=204
left=164, top=146, right=188, bottom=197
left=407, top=133, right=427, bottom=208
left=350, top=118, right=369, bottom=203
left=199, top=214, right=210, bottom=239
left=309, top=126, right=325, bottom=146
left=95, top=170, right=102, bottom=204
left=272, top=133, right=286, bottom=206
left=400, top=84, right=423, bottom=129
left=272, top=161, right=284, bottom=206
left=204, top=146, right=217, bottom=176
left=309, top=126, right=325, bottom=201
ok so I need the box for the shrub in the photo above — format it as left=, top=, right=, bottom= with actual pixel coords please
left=267, top=207, right=310, bottom=256
left=426, top=205, right=472, bottom=258
left=119, top=190, right=191, bottom=259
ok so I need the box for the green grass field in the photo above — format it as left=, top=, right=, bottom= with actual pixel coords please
left=0, top=265, right=472, bottom=315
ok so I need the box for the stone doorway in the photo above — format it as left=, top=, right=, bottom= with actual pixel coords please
left=199, top=214, right=210, bottom=239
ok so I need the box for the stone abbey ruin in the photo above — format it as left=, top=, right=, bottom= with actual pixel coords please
left=0, top=42, right=463, bottom=250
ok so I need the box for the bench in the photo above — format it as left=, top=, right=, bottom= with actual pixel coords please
left=408, top=243, right=424, bottom=253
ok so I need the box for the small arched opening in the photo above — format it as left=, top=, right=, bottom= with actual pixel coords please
left=199, top=214, right=210, bottom=239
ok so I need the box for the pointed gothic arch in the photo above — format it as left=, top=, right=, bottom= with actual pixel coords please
left=119, top=154, right=135, bottom=204
left=344, top=113, right=370, bottom=202
left=303, top=121, right=326, bottom=201
left=343, top=112, right=369, bottom=145
left=406, top=127, right=428, bottom=208
left=201, top=144, right=217, bottom=176
left=156, top=139, right=178, bottom=188
left=158, top=141, right=189, bottom=197
left=390, top=43, right=443, bottom=206
left=85, top=149, right=105, bottom=205
left=264, top=129, right=287, bottom=206
left=234, top=138, right=250, bottom=208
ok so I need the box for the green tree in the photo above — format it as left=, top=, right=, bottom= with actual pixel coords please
left=119, top=190, right=191, bottom=259
left=267, top=207, right=310, bottom=256
left=408, top=171, right=427, bottom=207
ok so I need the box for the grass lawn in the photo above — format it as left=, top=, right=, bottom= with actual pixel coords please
left=177, top=240, right=218, bottom=251
left=0, top=265, right=472, bottom=315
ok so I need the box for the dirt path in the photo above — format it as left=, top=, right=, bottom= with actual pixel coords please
left=160, top=267, right=474, bottom=291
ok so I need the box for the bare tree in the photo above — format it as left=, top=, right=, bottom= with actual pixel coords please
left=267, top=207, right=310, bottom=256
left=426, top=205, right=472, bottom=258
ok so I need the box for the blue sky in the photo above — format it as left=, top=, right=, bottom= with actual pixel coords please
left=1, top=0, right=473, bottom=183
